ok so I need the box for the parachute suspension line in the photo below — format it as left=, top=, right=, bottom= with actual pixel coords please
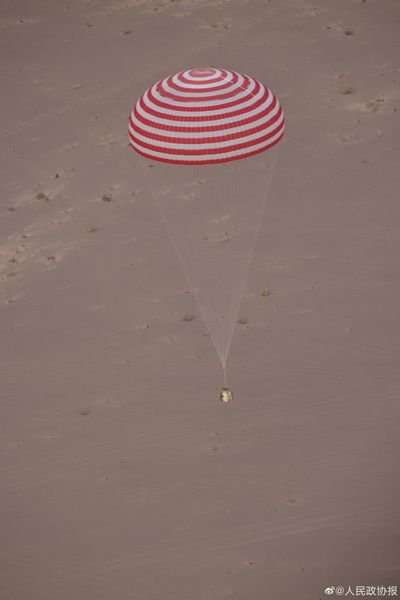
left=220, top=163, right=234, bottom=367
left=197, top=163, right=224, bottom=364
left=218, top=158, right=234, bottom=373
left=204, top=164, right=225, bottom=364
left=215, top=163, right=229, bottom=365
left=196, top=162, right=230, bottom=369
left=138, top=157, right=224, bottom=367
left=222, top=145, right=281, bottom=369
left=219, top=162, right=237, bottom=370
left=216, top=162, right=234, bottom=369
left=223, top=364, right=228, bottom=387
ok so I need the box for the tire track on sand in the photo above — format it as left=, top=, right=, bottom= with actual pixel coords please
left=3, top=383, right=399, bottom=494
left=24, top=502, right=400, bottom=592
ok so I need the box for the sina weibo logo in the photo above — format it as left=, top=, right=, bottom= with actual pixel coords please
left=324, top=587, right=335, bottom=595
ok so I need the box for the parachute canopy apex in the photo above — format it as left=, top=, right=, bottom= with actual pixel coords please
left=128, top=67, right=285, bottom=166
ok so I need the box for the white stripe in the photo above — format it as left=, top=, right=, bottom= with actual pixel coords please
left=130, top=125, right=284, bottom=162
left=130, top=100, right=281, bottom=140
left=134, top=89, right=274, bottom=127
left=172, top=71, right=233, bottom=89
left=142, top=78, right=262, bottom=115
left=130, top=112, right=284, bottom=151
left=158, top=73, right=246, bottom=99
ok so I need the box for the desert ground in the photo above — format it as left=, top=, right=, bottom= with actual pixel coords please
left=1, top=0, right=399, bottom=599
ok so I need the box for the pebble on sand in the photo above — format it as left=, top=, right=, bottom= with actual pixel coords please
left=261, top=288, right=272, bottom=297
left=340, top=84, right=355, bottom=95
left=182, top=314, right=195, bottom=322
left=36, top=191, right=50, bottom=201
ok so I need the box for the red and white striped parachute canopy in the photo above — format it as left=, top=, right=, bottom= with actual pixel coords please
left=128, top=67, right=285, bottom=165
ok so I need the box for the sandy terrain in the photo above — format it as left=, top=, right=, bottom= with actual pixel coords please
left=1, top=0, right=399, bottom=598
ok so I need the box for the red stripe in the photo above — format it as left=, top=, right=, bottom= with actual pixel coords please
left=138, top=84, right=268, bottom=122
left=156, top=75, right=251, bottom=103
left=146, top=79, right=262, bottom=113
left=128, top=121, right=284, bottom=156
left=130, top=108, right=283, bottom=145
left=169, top=71, right=239, bottom=93
left=136, top=85, right=269, bottom=124
left=177, top=70, right=227, bottom=86
left=129, top=69, right=285, bottom=165
left=132, top=94, right=277, bottom=133
left=130, top=131, right=284, bottom=165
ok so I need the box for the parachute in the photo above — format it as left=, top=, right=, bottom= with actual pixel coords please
left=129, top=67, right=285, bottom=398
left=129, top=67, right=284, bottom=164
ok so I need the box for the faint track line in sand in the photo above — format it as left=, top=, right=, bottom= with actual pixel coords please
left=0, top=391, right=340, bottom=491
left=0, top=1, right=299, bottom=141
left=22, top=502, right=400, bottom=592
left=2, top=385, right=399, bottom=494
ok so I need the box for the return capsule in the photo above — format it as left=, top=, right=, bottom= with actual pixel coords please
left=220, top=387, right=233, bottom=403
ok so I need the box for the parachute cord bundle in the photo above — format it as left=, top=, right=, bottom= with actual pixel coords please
left=219, top=145, right=280, bottom=372
left=137, top=156, right=226, bottom=369
left=137, top=146, right=280, bottom=390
